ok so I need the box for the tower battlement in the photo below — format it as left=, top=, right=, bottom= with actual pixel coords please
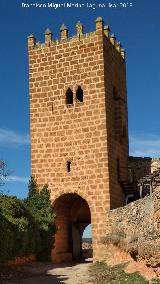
left=28, top=17, right=125, bottom=59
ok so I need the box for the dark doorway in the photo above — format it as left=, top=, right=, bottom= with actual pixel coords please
left=52, top=193, right=91, bottom=263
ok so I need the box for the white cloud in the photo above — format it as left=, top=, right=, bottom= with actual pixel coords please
left=0, top=128, right=30, bottom=146
left=129, top=133, right=160, bottom=157
left=6, top=176, right=29, bottom=183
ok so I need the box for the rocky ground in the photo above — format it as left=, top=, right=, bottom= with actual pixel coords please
left=90, top=262, right=160, bottom=284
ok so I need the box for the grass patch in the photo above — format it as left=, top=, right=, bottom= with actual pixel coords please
left=90, top=261, right=160, bottom=284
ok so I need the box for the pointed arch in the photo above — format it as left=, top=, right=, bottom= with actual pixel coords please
left=66, top=87, right=73, bottom=105
left=76, top=86, right=83, bottom=103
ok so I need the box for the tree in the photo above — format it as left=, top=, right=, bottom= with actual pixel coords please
left=0, top=160, right=8, bottom=186
left=0, top=160, right=9, bottom=195
left=25, top=176, right=56, bottom=258
left=28, top=175, right=37, bottom=198
left=0, top=195, right=41, bottom=262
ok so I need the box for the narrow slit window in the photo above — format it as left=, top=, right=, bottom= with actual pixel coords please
left=113, top=86, right=117, bottom=100
left=66, top=88, right=73, bottom=105
left=67, top=161, right=71, bottom=172
left=76, top=86, right=83, bottom=102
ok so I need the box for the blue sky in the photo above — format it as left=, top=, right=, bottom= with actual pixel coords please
left=0, top=0, right=160, bottom=234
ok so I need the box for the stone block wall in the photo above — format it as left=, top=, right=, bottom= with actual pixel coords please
left=103, top=31, right=128, bottom=208
left=128, top=156, right=152, bottom=181
left=128, top=156, right=160, bottom=182
left=28, top=18, right=128, bottom=261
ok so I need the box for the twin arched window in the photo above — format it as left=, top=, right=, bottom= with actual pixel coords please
left=66, top=86, right=83, bottom=105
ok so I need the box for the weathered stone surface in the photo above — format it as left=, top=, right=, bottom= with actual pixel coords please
left=138, top=239, right=160, bottom=267
left=103, top=188, right=160, bottom=268
left=151, top=158, right=160, bottom=173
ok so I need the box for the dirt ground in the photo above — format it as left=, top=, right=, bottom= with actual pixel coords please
left=1, top=257, right=159, bottom=283
left=1, top=260, right=93, bottom=284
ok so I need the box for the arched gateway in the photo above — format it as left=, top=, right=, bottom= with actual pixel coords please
left=28, top=18, right=129, bottom=262
left=52, top=193, right=91, bottom=262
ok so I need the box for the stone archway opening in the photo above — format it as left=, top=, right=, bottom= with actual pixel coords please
left=82, top=224, right=92, bottom=260
left=51, top=193, right=91, bottom=263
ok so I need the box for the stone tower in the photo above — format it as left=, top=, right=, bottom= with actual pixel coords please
left=28, top=17, right=129, bottom=262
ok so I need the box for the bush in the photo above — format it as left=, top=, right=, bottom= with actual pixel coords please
left=0, top=195, right=40, bottom=262
left=0, top=177, right=56, bottom=262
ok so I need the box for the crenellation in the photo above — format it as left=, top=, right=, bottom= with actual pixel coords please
left=45, top=28, right=52, bottom=46
left=60, top=24, right=68, bottom=41
left=95, top=16, right=104, bottom=32
left=28, top=20, right=125, bottom=61
left=28, top=34, right=36, bottom=49
left=76, top=21, right=83, bottom=38
left=120, top=48, right=125, bottom=59
left=104, top=25, right=110, bottom=37
left=110, top=33, right=116, bottom=45
left=115, top=41, right=121, bottom=52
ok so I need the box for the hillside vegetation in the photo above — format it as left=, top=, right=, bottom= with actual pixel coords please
left=0, top=177, right=56, bottom=263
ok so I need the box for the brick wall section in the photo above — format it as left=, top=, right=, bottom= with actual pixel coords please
left=28, top=18, right=128, bottom=262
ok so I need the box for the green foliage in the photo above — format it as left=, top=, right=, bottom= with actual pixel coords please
left=25, top=177, right=56, bottom=256
left=28, top=176, right=37, bottom=198
left=25, top=182, right=54, bottom=229
left=0, top=195, right=40, bottom=262
left=0, top=160, right=9, bottom=194
left=0, top=177, right=56, bottom=262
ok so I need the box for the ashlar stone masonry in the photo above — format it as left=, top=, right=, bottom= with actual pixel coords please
left=28, top=17, right=129, bottom=262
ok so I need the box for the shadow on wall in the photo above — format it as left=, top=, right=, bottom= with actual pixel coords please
left=128, top=156, right=152, bottom=181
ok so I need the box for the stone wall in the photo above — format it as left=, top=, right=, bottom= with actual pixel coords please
left=128, top=156, right=160, bottom=181
left=28, top=17, right=128, bottom=262
left=103, top=188, right=160, bottom=268
left=151, top=158, right=160, bottom=173
left=128, top=156, right=152, bottom=181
